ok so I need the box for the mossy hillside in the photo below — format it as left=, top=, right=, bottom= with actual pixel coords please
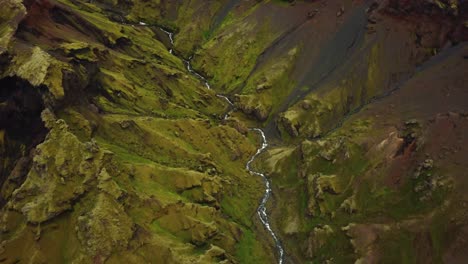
left=48, top=0, right=273, bottom=249
left=210, top=0, right=268, bottom=38
left=9, top=0, right=228, bottom=117
left=258, top=137, right=362, bottom=262
left=234, top=46, right=299, bottom=123
left=235, top=227, right=272, bottom=264
left=1, top=106, right=270, bottom=262
left=97, top=120, right=270, bottom=261
left=58, top=103, right=271, bottom=257
left=1, top=111, right=137, bottom=262
left=170, top=1, right=225, bottom=56
left=113, top=162, right=236, bottom=258
left=6, top=111, right=106, bottom=224
left=262, top=115, right=455, bottom=262
left=121, top=0, right=167, bottom=23
left=125, top=0, right=228, bottom=56
left=0, top=210, right=83, bottom=263
left=92, top=61, right=225, bottom=119
left=94, top=113, right=267, bottom=226
left=242, top=45, right=298, bottom=94
left=276, top=14, right=436, bottom=141
left=89, top=114, right=249, bottom=169
left=277, top=43, right=385, bottom=140
left=45, top=0, right=228, bottom=118
left=0, top=1, right=275, bottom=263
left=192, top=12, right=282, bottom=94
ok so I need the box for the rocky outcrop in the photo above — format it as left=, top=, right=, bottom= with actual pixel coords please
left=8, top=110, right=110, bottom=223
left=340, top=194, right=358, bottom=214
left=76, top=192, right=135, bottom=261
left=234, top=94, right=271, bottom=121
left=6, top=47, right=66, bottom=99
left=278, top=96, right=333, bottom=138
left=307, top=173, right=343, bottom=216
left=0, top=0, right=26, bottom=54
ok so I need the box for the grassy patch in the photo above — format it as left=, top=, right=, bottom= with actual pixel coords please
left=235, top=228, right=271, bottom=263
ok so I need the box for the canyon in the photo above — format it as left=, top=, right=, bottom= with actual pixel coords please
left=0, top=0, right=467, bottom=263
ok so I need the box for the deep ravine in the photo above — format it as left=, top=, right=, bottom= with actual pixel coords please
left=159, top=27, right=285, bottom=264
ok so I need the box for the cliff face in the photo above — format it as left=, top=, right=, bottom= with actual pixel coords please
left=1, top=0, right=467, bottom=263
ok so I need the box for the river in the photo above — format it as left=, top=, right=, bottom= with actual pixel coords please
left=159, top=27, right=285, bottom=264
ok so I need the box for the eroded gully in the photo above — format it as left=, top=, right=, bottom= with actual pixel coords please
left=159, top=27, right=285, bottom=264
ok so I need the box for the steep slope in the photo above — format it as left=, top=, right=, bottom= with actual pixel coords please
left=161, top=0, right=467, bottom=263
left=0, top=0, right=276, bottom=263
left=1, top=0, right=467, bottom=263
left=262, top=43, right=468, bottom=263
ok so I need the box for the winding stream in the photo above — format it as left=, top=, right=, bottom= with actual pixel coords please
left=245, top=128, right=285, bottom=264
left=159, top=27, right=174, bottom=54
left=159, top=27, right=284, bottom=264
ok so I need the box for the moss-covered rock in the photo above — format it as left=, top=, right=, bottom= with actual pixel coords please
left=76, top=192, right=135, bottom=261
left=6, top=47, right=67, bottom=99
left=0, top=0, right=25, bottom=54
left=8, top=111, right=110, bottom=223
left=234, top=94, right=271, bottom=121
left=340, top=193, right=358, bottom=214
left=307, top=173, right=344, bottom=216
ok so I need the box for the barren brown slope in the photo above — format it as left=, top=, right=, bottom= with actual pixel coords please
left=262, top=41, right=468, bottom=263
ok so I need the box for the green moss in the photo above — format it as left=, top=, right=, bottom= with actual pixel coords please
left=193, top=15, right=279, bottom=93
left=263, top=127, right=449, bottom=262
left=96, top=138, right=154, bottom=165
left=128, top=0, right=225, bottom=56
left=0, top=0, right=280, bottom=262
left=276, top=41, right=387, bottom=140
left=220, top=189, right=257, bottom=227
left=5, top=46, right=67, bottom=99
left=355, top=167, right=447, bottom=221
left=235, top=228, right=271, bottom=263
left=235, top=46, right=299, bottom=122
